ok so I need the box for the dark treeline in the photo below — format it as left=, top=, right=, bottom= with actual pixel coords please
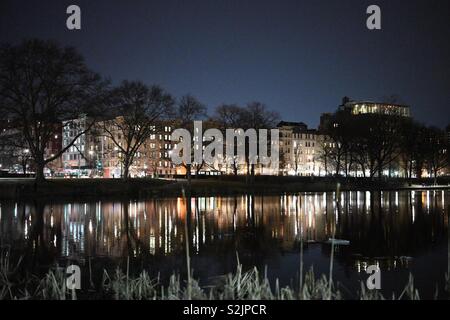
left=319, top=110, right=449, bottom=182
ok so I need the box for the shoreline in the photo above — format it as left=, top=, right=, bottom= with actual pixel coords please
left=0, top=176, right=449, bottom=201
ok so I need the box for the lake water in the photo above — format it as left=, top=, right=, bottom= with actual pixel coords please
left=0, top=190, right=448, bottom=299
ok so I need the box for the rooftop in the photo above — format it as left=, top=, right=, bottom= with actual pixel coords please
left=277, top=121, right=307, bottom=128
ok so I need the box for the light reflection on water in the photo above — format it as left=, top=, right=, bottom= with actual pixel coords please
left=0, top=190, right=448, bottom=297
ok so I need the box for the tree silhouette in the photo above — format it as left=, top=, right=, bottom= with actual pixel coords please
left=0, top=40, right=107, bottom=182
left=173, top=94, right=208, bottom=183
left=101, top=81, right=174, bottom=179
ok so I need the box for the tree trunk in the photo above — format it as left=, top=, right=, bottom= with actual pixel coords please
left=186, top=164, right=192, bottom=185
left=344, top=155, right=349, bottom=177
left=35, top=161, right=46, bottom=184
left=369, top=161, right=376, bottom=180
left=123, top=163, right=130, bottom=180
left=123, top=155, right=133, bottom=180
left=335, top=161, right=340, bottom=176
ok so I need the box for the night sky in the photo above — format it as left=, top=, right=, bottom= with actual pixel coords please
left=1, top=0, right=449, bottom=128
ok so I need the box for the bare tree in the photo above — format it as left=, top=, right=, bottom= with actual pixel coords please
left=215, top=104, right=245, bottom=128
left=322, top=109, right=404, bottom=179
left=240, top=102, right=279, bottom=179
left=214, top=104, right=246, bottom=175
left=348, top=114, right=403, bottom=179
left=213, top=102, right=279, bottom=178
left=317, top=135, right=334, bottom=176
left=0, top=40, right=107, bottom=182
left=423, top=126, right=449, bottom=184
left=399, top=120, right=427, bottom=179
left=102, top=81, right=174, bottom=179
left=241, top=102, right=279, bottom=131
left=174, top=94, right=207, bottom=183
left=321, top=111, right=354, bottom=176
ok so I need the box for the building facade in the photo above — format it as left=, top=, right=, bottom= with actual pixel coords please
left=61, top=116, right=96, bottom=176
left=100, top=120, right=176, bottom=178
left=339, top=97, right=411, bottom=118
left=277, top=121, right=323, bottom=176
left=0, top=121, right=62, bottom=175
left=61, top=116, right=176, bottom=178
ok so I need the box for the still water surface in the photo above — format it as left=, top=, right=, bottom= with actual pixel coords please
left=0, top=190, right=448, bottom=298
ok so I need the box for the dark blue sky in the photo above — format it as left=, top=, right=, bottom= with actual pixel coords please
left=1, top=0, right=449, bottom=128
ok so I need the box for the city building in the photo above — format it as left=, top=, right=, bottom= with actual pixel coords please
left=61, top=116, right=176, bottom=178
left=7, top=97, right=441, bottom=179
left=277, top=121, right=323, bottom=176
left=43, top=125, right=63, bottom=175
left=446, top=124, right=450, bottom=144
left=339, top=97, right=411, bottom=117
left=0, top=125, right=20, bottom=173
left=61, top=116, right=97, bottom=176
left=0, top=120, right=62, bottom=175
left=100, top=119, right=176, bottom=178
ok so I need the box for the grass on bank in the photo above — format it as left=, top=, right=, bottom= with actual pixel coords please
left=0, top=250, right=446, bottom=300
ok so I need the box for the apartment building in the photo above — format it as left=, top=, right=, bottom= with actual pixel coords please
left=0, top=120, right=62, bottom=175
left=339, top=96, right=411, bottom=118
left=61, top=116, right=96, bottom=176
left=61, top=115, right=176, bottom=178
left=100, top=119, right=176, bottom=178
left=277, top=121, right=323, bottom=176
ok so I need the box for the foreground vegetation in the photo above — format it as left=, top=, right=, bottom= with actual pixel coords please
left=1, top=251, right=448, bottom=300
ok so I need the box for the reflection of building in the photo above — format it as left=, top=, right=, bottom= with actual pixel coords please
left=0, top=191, right=447, bottom=280
left=277, top=121, right=323, bottom=176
